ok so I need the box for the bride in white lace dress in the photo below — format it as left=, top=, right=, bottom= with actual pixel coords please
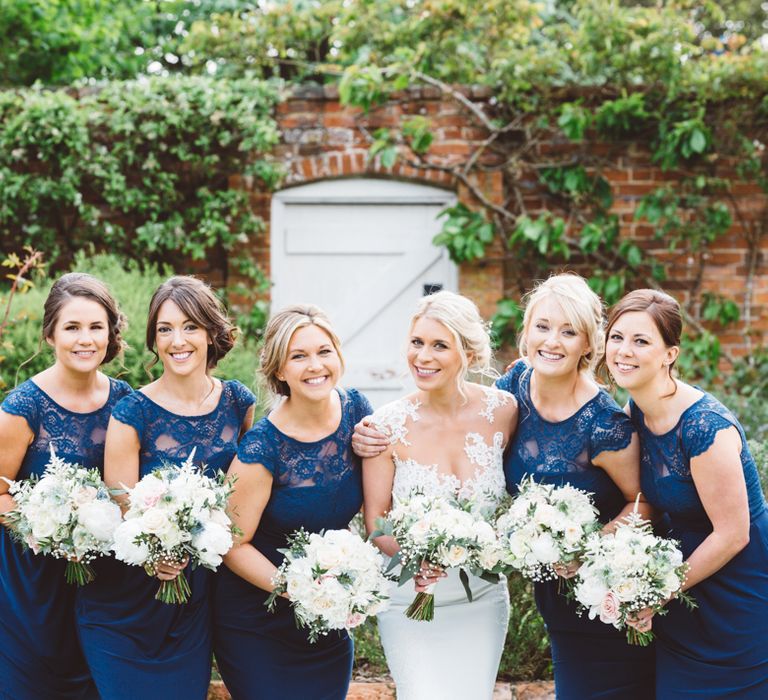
left=362, top=291, right=518, bottom=700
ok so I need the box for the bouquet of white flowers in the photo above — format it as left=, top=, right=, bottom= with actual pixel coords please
left=573, top=510, right=696, bottom=645
left=495, top=476, right=600, bottom=582
left=376, top=492, right=503, bottom=621
left=1, top=446, right=122, bottom=585
left=266, top=528, right=391, bottom=642
left=111, top=450, right=237, bottom=604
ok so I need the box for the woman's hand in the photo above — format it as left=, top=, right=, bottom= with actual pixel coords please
left=626, top=607, right=655, bottom=633
left=553, top=560, right=580, bottom=579
left=414, top=561, right=446, bottom=592
left=155, top=555, right=189, bottom=581
left=352, top=417, right=389, bottom=458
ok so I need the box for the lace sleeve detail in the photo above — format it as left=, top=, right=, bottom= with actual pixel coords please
left=682, top=409, right=735, bottom=460
left=111, top=393, right=147, bottom=441
left=478, top=385, right=513, bottom=423
left=371, top=398, right=420, bottom=446
left=236, top=420, right=276, bottom=474
left=110, top=378, right=134, bottom=402
left=589, top=401, right=635, bottom=459
left=228, top=380, right=256, bottom=423
left=346, top=388, right=374, bottom=425
left=1, top=383, right=39, bottom=434
left=494, top=360, right=527, bottom=399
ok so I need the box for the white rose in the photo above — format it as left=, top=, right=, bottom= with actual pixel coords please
left=113, top=520, right=150, bottom=565
left=72, top=485, right=98, bottom=507
left=662, top=571, right=682, bottom=597
left=131, top=475, right=167, bottom=510
left=140, top=508, right=171, bottom=535
left=613, top=577, right=640, bottom=603
left=440, top=544, right=469, bottom=567
left=78, top=500, right=123, bottom=543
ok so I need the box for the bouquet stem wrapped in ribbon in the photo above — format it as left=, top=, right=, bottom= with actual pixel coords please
left=111, top=449, right=239, bottom=604
left=267, top=528, right=390, bottom=642
left=375, top=492, right=503, bottom=622
left=1, top=446, right=122, bottom=585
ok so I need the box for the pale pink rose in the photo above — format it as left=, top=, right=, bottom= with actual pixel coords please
left=599, top=590, right=621, bottom=625
left=346, top=612, right=366, bottom=629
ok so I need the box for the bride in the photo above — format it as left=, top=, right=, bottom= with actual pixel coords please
left=362, top=291, right=518, bottom=700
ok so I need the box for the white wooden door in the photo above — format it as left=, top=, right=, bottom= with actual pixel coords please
left=271, top=178, right=457, bottom=407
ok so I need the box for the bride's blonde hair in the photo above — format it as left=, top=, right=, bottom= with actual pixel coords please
left=411, top=291, right=497, bottom=401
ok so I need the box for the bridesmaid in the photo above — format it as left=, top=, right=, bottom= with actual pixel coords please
left=213, top=304, right=372, bottom=700
left=77, top=276, right=255, bottom=700
left=495, top=273, right=655, bottom=700
left=604, top=289, right=768, bottom=698
left=0, top=272, right=131, bottom=699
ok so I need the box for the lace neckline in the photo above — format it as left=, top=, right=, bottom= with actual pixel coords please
left=522, top=367, right=600, bottom=425
left=265, top=388, right=344, bottom=445
left=136, top=379, right=226, bottom=419
left=632, top=390, right=706, bottom=437
left=28, top=377, right=116, bottom=416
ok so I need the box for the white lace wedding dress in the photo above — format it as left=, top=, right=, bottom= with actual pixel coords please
left=372, top=386, right=512, bottom=700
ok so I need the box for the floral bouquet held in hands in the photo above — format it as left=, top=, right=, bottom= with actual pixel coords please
left=573, top=506, right=696, bottom=646
left=375, top=493, right=503, bottom=622
left=111, top=450, right=238, bottom=604
left=1, top=446, right=122, bottom=586
left=266, top=528, right=391, bottom=643
left=495, top=475, right=600, bottom=583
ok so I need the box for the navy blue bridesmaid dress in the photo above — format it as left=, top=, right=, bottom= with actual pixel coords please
left=213, top=388, right=372, bottom=700
left=0, top=377, right=132, bottom=700
left=631, top=392, right=768, bottom=699
left=76, top=379, right=255, bottom=700
left=497, top=362, right=655, bottom=699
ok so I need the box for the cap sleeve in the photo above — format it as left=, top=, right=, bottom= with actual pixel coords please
left=111, top=392, right=147, bottom=441
left=1, top=383, right=40, bottom=435
left=589, top=401, right=635, bottom=460
left=227, top=380, right=257, bottom=423
left=110, top=378, right=134, bottom=403
left=345, top=387, right=373, bottom=425
left=495, top=360, right=527, bottom=399
left=237, top=419, right=277, bottom=474
left=681, top=407, right=735, bottom=460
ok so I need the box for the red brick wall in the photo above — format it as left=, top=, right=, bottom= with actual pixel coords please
left=231, top=85, right=766, bottom=361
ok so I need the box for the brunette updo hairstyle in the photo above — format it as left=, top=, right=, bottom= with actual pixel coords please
left=601, top=289, right=683, bottom=385
left=43, top=272, right=126, bottom=364
left=259, top=304, right=344, bottom=398
left=145, top=276, right=237, bottom=370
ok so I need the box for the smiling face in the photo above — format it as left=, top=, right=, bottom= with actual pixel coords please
left=278, top=324, right=342, bottom=401
left=523, top=297, right=590, bottom=378
left=46, top=297, right=110, bottom=373
left=154, top=299, right=211, bottom=378
left=605, top=310, right=678, bottom=391
left=407, top=316, right=466, bottom=393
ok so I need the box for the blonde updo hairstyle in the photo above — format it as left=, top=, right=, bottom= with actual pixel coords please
left=411, top=290, right=496, bottom=400
left=518, top=273, right=605, bottom=376
left=260, top=304, right=345, bottom=399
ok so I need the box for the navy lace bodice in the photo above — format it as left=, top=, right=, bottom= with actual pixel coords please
left=236, top=388, right=372, bottom=565
left=1, top=377, right=133, bottom=477
left=631, top=392, right=766, bottom=529
left=497, top=362, right=635, bottom=521
left=111, top=379, right=255, bottom=477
